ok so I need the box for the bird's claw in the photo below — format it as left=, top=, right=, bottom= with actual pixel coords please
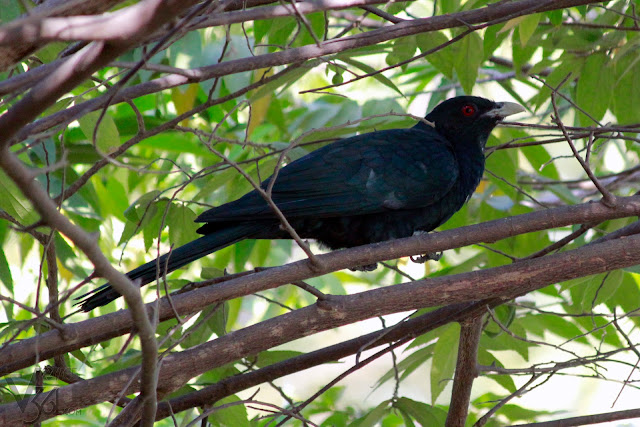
left=411, top=252, right=442, bottom=263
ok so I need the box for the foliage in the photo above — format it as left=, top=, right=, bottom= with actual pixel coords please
left=1, top=0, right=640, bottom=425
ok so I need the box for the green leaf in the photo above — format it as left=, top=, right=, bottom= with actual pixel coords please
left=156, top=318, right=181, bottom=343
left=93, top=175, right=124, bottom=221
left=352, top=400, right=391, bottom=427
left=483, top=24, right=509, bottom=60
left=500, top=403, right=554, bottom=422
left=375, top=345, right=435, bottom=390
left=528, top=314, right=588, bottom=346
left=223, top=297, right=242, bottom=331
left=182, top=304, right=226, bottom=348
left=169, top=29, right=202, bottom=68
left=340, top=57, right=403, bottom=96
left=0, top=0, right=24, bottom=23
left=0, top=170, right=38, bottom=224
left=521, top=145, right=560, bottom=180
left=439, top=0, right=460, bottom=14
left=487, top=372, right=518, bottom=395
left=394, top=397, right=447, bottom=426
left=573, top=314, right=623, bottom=348
left=396, top=409, right=418, bottom=427
left=558, top=274, right=593, bottom=293
left=268, top=17, right=297, bottom=47
left=253, top=19, right=270, bottom=44
left=546, top=9, right=564, bottom=26
left=118, top=219, right=139, bottom=246
left=168, top=203, right=199, bottom=247
left=485, top=148, right=518, bottom=198
left=581, top=271, right=623, bottom=310
left=253, top=350, right=304, bottom=368
left=234, top=239, right=255, bottom=269
left=577, top=53, right=614, bottom=125
left=612, top=51, right=640, bottom=124
left=0, top=248, right=13, bottom=294
left=417, top=31, right=455, bottom=79
left=484, top=305, right=516, bottom=337
left=607, top=273, right=640, bottom=326
left=171, top=84, right=199, bottom=123
left=137, top=131, right=214, bottom=157
left=477, top=348, right=517, bottom=392
left=123, top=191, right=161, bottom=223
left=249, top=64, right=310, bottom=103
left=208, top=395, right=250, bottom=427
left=78, top=110, right=120, bottom=153
left=518, top=13, right=541, bottom=46
left=297, top=12, right=326, bottom=46
left=361, top=98, right=405, bottom=127
left=482, top=321, right=533, bottom=361
left=70, top=349, right=90, bottom=366
left=454, top=32, right=483, bottom=94
left=512, top=27, right=537, bottom=77
left=386, top=36, right=417, bottom=71
left=430, top=323, right=459, bottom=404
left=143, top=199, right=170, bottom=251
left=249, top=239, right=272, bottom=268
left=532, top=54, right=585, bottom=110
left=200, top=267, right=224, bottom=280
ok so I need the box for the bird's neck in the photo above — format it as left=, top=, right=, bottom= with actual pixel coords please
left=414, top=120, right=487, bottom=194
left=453, top=140, right=485, bottom=197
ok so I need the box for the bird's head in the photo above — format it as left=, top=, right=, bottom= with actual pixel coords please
left=424, top=96, right=525, bottom=149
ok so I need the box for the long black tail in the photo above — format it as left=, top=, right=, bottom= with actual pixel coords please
left=76, top=224, right=261, bottom=312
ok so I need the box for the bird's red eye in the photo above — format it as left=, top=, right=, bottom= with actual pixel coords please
left=461, top=105, right=476, bottom=117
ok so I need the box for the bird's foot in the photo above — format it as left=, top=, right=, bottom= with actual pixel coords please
left=411, top=252, right=442, bottom=263
left=349, top=263, right=378, bottom=272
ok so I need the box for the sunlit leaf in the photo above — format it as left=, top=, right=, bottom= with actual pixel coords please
left=454, top=32, right=483, bottom=94
left=78, top=110, right=120, bottom=153
left=430, top=323, right=459, bottom=404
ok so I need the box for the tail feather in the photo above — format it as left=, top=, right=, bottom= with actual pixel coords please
left=76, top=224, right=260, bottom=312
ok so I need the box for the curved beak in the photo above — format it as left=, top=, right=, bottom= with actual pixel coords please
left=484, top=101, right=526, bottom=119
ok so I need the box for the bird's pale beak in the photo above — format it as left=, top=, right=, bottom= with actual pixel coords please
left=485, top=101, right=526, bottom=119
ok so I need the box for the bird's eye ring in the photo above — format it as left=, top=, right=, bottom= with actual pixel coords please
left=461, top=105, right=476, bottom=117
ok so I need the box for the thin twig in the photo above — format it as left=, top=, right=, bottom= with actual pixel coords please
left=549, top=88, right=617, bottom=207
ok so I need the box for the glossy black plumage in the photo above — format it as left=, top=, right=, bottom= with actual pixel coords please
left=77, top=96, right=523, bottom=311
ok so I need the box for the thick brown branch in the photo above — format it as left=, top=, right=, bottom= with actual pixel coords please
left=2, top=226, right=640, bottom=422
left=2, top=196, right=640, bottom=377
left=446, top=316, right=483, bottom=427
left=0, top=0, right=279, bottom=71
left=0, top=1, right=209, bottom=424
left=0, top=0, right=126, bottom=71
left=516, top=407, right=640, bottom=426
left=152, top=302, right=486, bottom=421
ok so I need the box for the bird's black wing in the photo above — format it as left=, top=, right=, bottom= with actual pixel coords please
left=197, top=127, right=460, bottom=223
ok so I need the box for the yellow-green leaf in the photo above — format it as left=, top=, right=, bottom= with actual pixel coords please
left=171, top=84, right=199, bottom=126
left=454, top=32, right=483, bottom=94
left=78, top=110, right=120, bottom=153
left=430, top=323, right=460, bottom=404
left=168, top=203, right=199, bottom=246
left=0, top=170, right=37, bottom=224
left=518, top=13, right=541, bottom=46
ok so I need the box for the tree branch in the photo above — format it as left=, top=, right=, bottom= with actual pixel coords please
left=0, top=1, right=209, bottom=424
left=446, top=316, right=483, bottom=427
left=3, top=225, right=640, bottom=422
left=516, top=407, right=640, bottom=427
left=10, top=0, right=603, bottom=145
left=2, top=196, right=640, bottom=377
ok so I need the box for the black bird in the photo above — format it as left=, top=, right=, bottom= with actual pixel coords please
left=77, top=96, right=524, bottom=311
